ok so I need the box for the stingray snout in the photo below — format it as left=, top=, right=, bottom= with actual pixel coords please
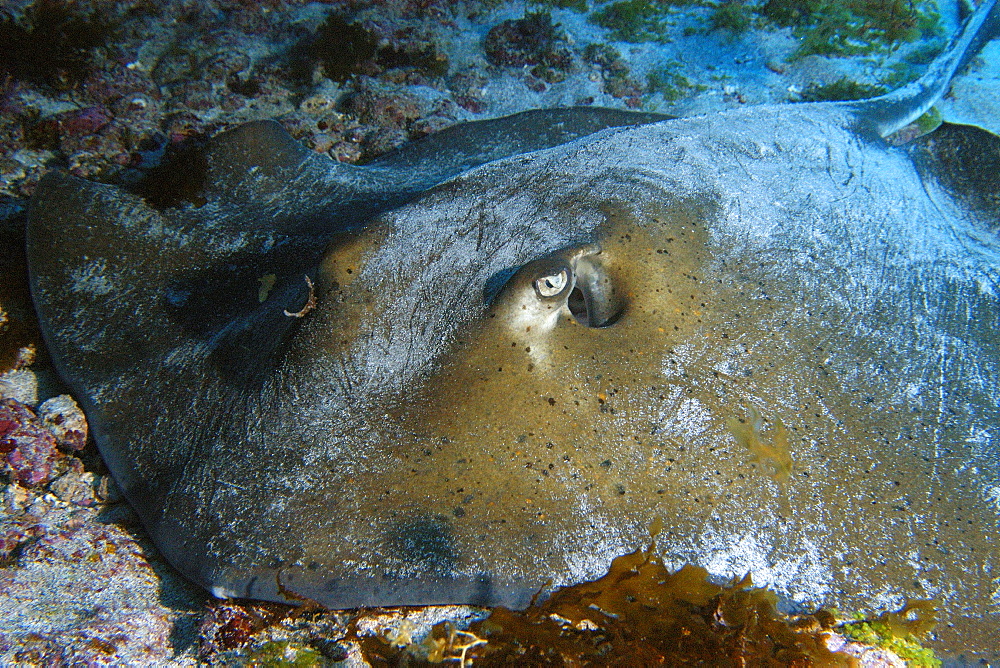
left=493, top=243, right=624, bottom=331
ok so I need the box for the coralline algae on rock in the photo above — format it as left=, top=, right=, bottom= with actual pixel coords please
left=0, top=398, right=65, bottom=487
left=38, top=394, right=88, bottom=452
left=1, top=394, right=204, bottom=664
left=0, top=500, right=203, bottom=665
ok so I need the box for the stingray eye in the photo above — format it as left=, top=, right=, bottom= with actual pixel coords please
left=534, top=269, right=569, bottom=298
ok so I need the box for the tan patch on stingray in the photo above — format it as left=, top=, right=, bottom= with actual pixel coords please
left=728, top=405, right=793, bottom=513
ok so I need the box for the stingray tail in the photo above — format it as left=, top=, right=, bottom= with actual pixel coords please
left=850, top=0, right=1000, bottom=138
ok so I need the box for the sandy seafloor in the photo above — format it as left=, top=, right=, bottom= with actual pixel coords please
left=1, top=0, right=998, bottom=664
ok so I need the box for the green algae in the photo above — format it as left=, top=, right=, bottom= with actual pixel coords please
left=880, top=61, right=920, bottom=88
left=904, top=38, right=947, bottom=65
left=588, top=0, right=941, bottom=54
left=528, top=0, right=590, bottom=12
left=589, top=0, right=684, bottom=43
left=799, top=77, right=888, bottom=101
left=758, top=0, right=941, bottom=60
left=245, top=640, right=325, bottom=668
left=647, top=62, right=706, bottom=102
left=841, top=600, right=941, bottom=667
left=710, top=1, right=752, bottom=34
left=912, top=106, right=943, bottom=135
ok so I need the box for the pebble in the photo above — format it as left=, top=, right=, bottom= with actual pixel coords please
left=49, top=468, right=99, bottom=507
left=38, top=394, right=88, bottom=451
left=1, top=482, right=30, bottom=515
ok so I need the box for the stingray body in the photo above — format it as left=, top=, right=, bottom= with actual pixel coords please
left=27, top=2, right=1000, bottom=660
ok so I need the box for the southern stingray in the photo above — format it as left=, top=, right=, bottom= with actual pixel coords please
left=26, top=0, right=1000, bottom=659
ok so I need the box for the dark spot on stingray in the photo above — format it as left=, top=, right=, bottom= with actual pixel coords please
left=392, top=517, right=457, bottom=578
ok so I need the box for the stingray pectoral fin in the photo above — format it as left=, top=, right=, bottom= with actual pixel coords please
left=27, top=172, right=203, bottom=386
left=171, top=111, right=675, bottom=243
left=199, top=120, right=369, bottom=222
left=203, top=120, right=318, bottom=185
left=27, top=172, right=219, bottom=520
left=28, top=170, right=311, bottom=391
left=160, top=119, right=404, bottom=241
left=910, top=122, right=1000, bottom=230
left=26, top=170, right=312, bottom=547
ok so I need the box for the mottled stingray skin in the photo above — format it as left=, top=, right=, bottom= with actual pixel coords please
left=27, top=5, right=1000, bottom=661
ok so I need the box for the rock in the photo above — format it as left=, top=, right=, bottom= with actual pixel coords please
left=38, top=394, right=88, bottom=451
left=0, top=502, right=204, bottom=664
left=826, top=632, right=907, bottom=667
left=0, top=370, right=38, bottom=405
left=483, top=13, right=573, bottom=75
left=96, top=474, right=123, bottom=504
left=0, top=398, right=65, bottom=486
left=344, top=80, right=426, bottom=130
left=1, top=482, right=30, bottom=515
left=49, top=467, right=99, bottom=507
left=0, top=518, right=41, bottom=564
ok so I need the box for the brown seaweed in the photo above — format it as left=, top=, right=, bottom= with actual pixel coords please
left=358, top=536, right=854, bottom=667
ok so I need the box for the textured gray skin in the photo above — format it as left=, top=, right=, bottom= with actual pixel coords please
left=27, top=1, right=1000, bottom=660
